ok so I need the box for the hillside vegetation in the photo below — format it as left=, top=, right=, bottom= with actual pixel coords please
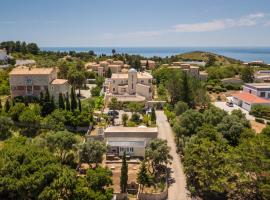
left=174, top=51, right=242, bottom=66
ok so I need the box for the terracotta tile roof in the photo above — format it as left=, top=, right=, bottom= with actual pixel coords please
left=232, top=92, right=270, bottom=104
left=51, top=79, right=68, bottom=85
left=9, top=67, right=55, bottom=75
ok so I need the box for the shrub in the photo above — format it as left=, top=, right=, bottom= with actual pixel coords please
left=255, top=118, right=265, bottom=124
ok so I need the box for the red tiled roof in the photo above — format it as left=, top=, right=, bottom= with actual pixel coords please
left=232, top=92, right=270, bottom=104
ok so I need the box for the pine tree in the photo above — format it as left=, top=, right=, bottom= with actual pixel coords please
left=78, top=97, right=82, bottom=112
left=66, top=96, right=71, bottom=111
left=120, top=151, right=128, bottom=193
left=58, top=93, right=65, bottom=110
left=70, top=87, right=77, bottom=111
left=5, top=99, right=10, bottom=113
left=137, top=160, right=150, bottom=192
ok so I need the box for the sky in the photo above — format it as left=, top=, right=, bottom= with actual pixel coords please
left=1, top=0, right=270, bottom=47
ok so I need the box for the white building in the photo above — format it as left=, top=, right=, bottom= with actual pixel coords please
left=104, top=126, right=158, bottom=158
left=232, top=83, right=270, bottom=111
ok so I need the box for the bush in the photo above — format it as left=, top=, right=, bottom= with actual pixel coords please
left=255, top=118, right=265, bottom=124
left=250, top=104, right=270, bottom=119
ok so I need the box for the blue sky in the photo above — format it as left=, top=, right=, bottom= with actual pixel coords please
left=1, top=0, right=270, bottom=47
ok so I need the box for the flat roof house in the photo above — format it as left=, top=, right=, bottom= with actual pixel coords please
left=104, top=126, right=158, bottom=158
left=232, top=83, right=270, bottom=111
left=9, top=66, right=70, bottom=100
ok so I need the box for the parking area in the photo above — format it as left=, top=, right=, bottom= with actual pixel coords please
left=213, top=101, right=255, bottom=121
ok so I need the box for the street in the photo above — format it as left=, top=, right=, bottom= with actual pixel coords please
left=156, top=111, right=190, bottom=200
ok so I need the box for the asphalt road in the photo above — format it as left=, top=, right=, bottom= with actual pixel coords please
left=156, top=111, right=190, bottom=200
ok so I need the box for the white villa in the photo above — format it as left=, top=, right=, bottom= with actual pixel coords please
left=105, top=68, right=153, bottom=102
left=104, top=126, right=158, bottom=158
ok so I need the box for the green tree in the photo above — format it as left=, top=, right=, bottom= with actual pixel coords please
left=181, top=72, right=192, bottom=107
left=183, top=125, right=229, bottom=199
left=241, top=66, right=254, bottom=83
left=4, top=99, right=10, bottom=113
left=150, top=107, right=156, bottom=122
left=174, top=101, right=189, bottom=116
left=79, top=140, right=107, bottom=167
left=8, top=103, right=26, bottom=121
left=122, top=113, right=129, bottom=126
left=91, top=86, right=101, bottom=97
left=120, top=151, right=128, bottom=193
left=70, top=87, right=77, bottom=111
left=78, top=97, right=82, bottom=112
left=45, top=131, right=77, bottom=163
left=26, top=43, right=39, bottom=54
left=19, top=108, right=41, bottom=136
left=58, top=93, right=65, bottom=110
left=95, top=76, right=105, bottom=88
left=107, top=67, right=112, bottom=78
left=109, top=97, right=119, bottom=111
left=41, top=109, right=66, bottom=131
left=112, top=49, right=116, bottom=55
left=145, top=139, right=172, bottom=174
left=66, top=96, right=71, bottom=111
left=137, top=160, right=151, bottom=192
left=0, top=116, right=13, bottom=140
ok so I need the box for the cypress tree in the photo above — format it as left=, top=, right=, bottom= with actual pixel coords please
left=151, top=107, right=156, bottom=122
left=66, top=96, right=71, bottom=111
left=70, top=87, right=77, bottom=111
left=58, top=93, right=65, bottom=110
left=182, top=72, right=192, bottom=107
left=39, top=91, right=44, bottom=106
left=24, top=96, right=29, bottom=106
left=146, top=60, right=149, bottom=70
left=78, top=97, right=82, bottom=112
left=0, top=99, right=2, bottom=110
left=120, top=151, right=128, bottom=193
left=51, top=96, right=56, bottom=111
left=137, top=160, right=150, bottom=192
left=45, top=88, right=50, bottom=102
left=5, top=99, right=10, bottom=113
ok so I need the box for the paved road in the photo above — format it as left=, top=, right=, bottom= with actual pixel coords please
left=156, top=111, right=190, bottom=200
left=213, top=101, right=255, bottom=120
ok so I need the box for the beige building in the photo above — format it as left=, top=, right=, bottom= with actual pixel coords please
left=140, top=60, right=156, bottom=69
left=168, top=63, right=207, bottom=80
left=106, top=68, right=153, bottom=102
left=9, top=66, right=70, bottom=99
left=85, top=59, right=127, bottom=77
left=104, top=126, right=158, bottom=157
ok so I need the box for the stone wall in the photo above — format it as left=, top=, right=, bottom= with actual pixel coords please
left=137, top=190, right=168, bottom=200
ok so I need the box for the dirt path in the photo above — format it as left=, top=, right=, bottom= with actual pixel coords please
left=156, top=111, right=190, bottom=200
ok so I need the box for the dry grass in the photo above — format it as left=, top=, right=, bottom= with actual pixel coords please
left=250, top=120, right=266, bottom=134
left=104, top=162, right=140, bottom=193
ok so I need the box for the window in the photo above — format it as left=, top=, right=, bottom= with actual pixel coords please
left=113, top=88, right=115, bottom=91
left=141, top=80, right=144, bottom=84
left=26, top=78, right=32, bottom=85
left=113, top=80, right=115, bottom=83
left=268, top=93, right=270, bottom=99
left=34, top=86, right=40, bottom=90
left=148, top=79, right=151, bottom=84
left=260, top=92, right=266, bottom=97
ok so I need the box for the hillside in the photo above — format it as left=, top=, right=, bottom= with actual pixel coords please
left=175, top=51, right=243, bottom=66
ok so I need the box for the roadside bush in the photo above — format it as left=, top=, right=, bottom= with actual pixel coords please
left=255, top=118, right=265, bottom=124
left=250, top=104, right=270, bottom=120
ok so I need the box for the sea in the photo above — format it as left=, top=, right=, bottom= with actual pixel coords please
left=40, top=47, right=270, bottom=63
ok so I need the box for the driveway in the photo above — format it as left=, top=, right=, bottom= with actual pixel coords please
left=213, top=101, right=255, bottom=120
left=156, top=111, right=190, bottom=200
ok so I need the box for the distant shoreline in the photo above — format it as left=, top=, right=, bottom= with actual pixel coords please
left=40, top=47, right=270, bottom=63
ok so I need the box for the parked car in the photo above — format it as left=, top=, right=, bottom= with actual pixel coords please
left=226, top=101, right=234, bottom=107
left=108, top=110, right=119, bottom=117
